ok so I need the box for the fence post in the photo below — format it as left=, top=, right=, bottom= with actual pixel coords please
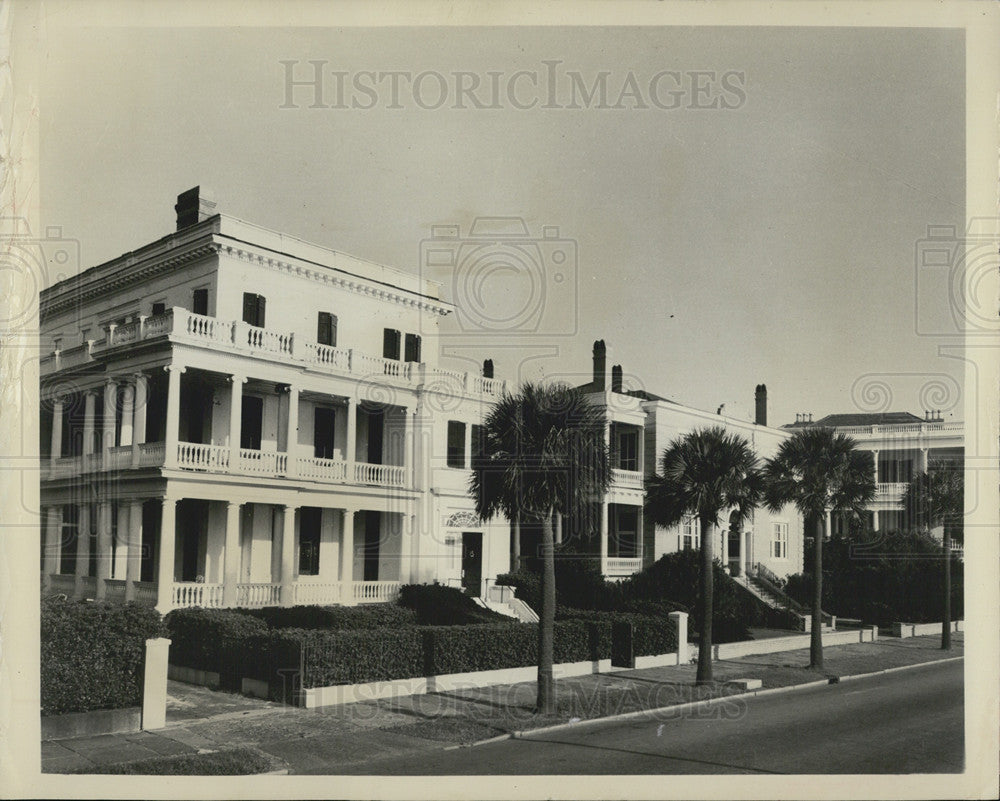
left=669, top=611, right=688, bottom=665
left=142, top=637, right=171, bottom=730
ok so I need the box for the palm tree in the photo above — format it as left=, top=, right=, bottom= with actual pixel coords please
left=763, top=428, right=875, bottom=670
left=902, top=462, right=963, bottom=649
left=470, top=382, right=610, bottom=713
left=645, top=427, right=762, bottom=685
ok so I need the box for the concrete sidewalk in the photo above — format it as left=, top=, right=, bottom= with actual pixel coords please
left=42, top=632, right=963, bottom=775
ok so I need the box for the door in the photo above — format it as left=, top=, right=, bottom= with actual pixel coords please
left=366, top=408, right=384, bottom=465
left=241, top=395, right=263, bottom=450
left=461, top=532, right=483, bottom=596
left=313, top=407, right=336, bottom=458
left=363, top=511, right=381, bottom=581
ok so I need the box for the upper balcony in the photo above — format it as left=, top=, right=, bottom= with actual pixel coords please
left=833, top=421, right=964, bottom=449
left=42, top=308, right=509, bottom=398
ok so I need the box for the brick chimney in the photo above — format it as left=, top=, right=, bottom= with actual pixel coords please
left=754, top=384, right=767, bottom=426
left=175, top=187, right=218, bottom=231
left=611, top=365, right=623, bottom=394
left=482, top=359, right=494, bottom=379
left=592, top=340, right=608, bottom=391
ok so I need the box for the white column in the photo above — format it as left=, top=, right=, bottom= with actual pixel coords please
left=721, top=515, right=730, bottom=573
left=512, top=514, right=521, bottom=571
left=872, top=510, right=880, bottom=532
left=49, top=399, right=64, bottom=469
left=228, top=374, right=245, bottom=453
left=222, top=502, right=242, bottom=607
left=125, top=500, right=143, bottom=601
left=637, top=505, right=644, bottom=566
left=280, top=505, right=297, bottom=607
left=95, top=502, right=112, bottom=600
left=918, top=447, right=929, bottom=474
left=403, top=409, right=414, bottom=487
left=155, top=499, right=177, bottom=613
left=163, top=366, right=185, bottom=468
left=345, top=399, right=357, bottom=465
left=75, top=504, right=91, bottom=598
left=871, top=449, right=880, bottom=533
left=285, top=386, right=299, bottom=477
left=82, top=392, right=96, bottom=457
left=42, top=506, right=61, bottom=591
left=115, top=503, right=130, bottom=579
left=872, top=449, right=880, bottom=486
left=102, top=379, right=117, bottom=468
left=340, top=509, right=355, bottom=601
left=397, top=513, right=412, bottom=583
left=132, top=373, right=148, bottom=467
left=555, top=512, right=563, bottom=546
left=824, top=509, right=832, bottom=542
left=119, top=383, right=135, bottom=447
left=599, top=501, right=609, bottom=574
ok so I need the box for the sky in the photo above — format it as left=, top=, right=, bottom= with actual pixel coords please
left=38, top=18, right=966, bottom=429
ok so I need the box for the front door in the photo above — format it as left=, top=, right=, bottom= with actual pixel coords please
left=241, top=395, right=263, bottom=450
left=461, top=532, right=482, bottom=596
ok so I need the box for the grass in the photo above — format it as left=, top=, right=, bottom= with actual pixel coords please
left=71, top=747, right=279, bottom=775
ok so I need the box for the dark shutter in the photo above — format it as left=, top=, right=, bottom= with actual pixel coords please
left=243, top=293, right=266, bottom=327
left=447, top=421, right=466, bottom=468
left=255, top=295, right=266, bottom=327
left=317, top=312, right=333, bottom=346
left=482, top=359, right=494, bottom=378
left=152, top=302, right=166, bottom=316
left=329, top=314, right=338, bottom=347
left=471, top=424, right=483, bottom=459
left=404, top=333, right=421, bottom=363
left=383, top=328, right=401, bottom=360
left=192, top=288, right=208, bottom=316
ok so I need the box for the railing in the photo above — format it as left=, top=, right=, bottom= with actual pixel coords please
left=48, top=574, right=76, bottom=595
left=298, top=456, right=349, bottom=482
left=352, top=581, right=402, bottom=603
left=172, top=582, right=225, bottom=609
left=354, top=462, right=405, bottom=487
left=876, top=482, right=909, bottom=497
left=353, top=352, right=413, bottom=382
left=183, top=310, right=234, bottom=344
left=472, top=375, right=507, bottom=395
left=177, top=442, right=231, bottom=470
left=604, top=557, right=643, bottom=576
left=138, top=441, right=166, bottom=466
left=834, top=422, right=964, bottom=436
left=236, top=582, right=282, bottom=608
left=133, top=581, right=158, bottom=605
left=104, top=579, right=127, bottom=602
left=610, top=468, right=644, bottom=489
left=142, top=311, right=174, bottom=337
left=48, top=456, right=80, bottom=478
left=301, top=342, right=352, bottom=371
left=83, top=453, right=103, bottom=472
left=237, top=449, right=288, bottom=476
left=106, top=445, right=133, bottom=470
left=752, top=562, right=784, bottom=589
left=294, top=582, right=343, bottom=606
left=109, top=320, right=141, bottom=346
left=244, top=325, right=293, bottom=356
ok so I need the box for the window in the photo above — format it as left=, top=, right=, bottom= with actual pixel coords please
left=192, top=288, right=209, bottom=316
left=617, top=429, right=639, bottom=471
left=447, top=421, right=466, bottom=468
left=680, top=516, right=701, bottom=551
left=298, top=508, right=321, bottom=576
left=151, top=301, right=166, bottom=316
left=313, top=407, right=337, bottom=458
left=470, top=424, right=483, bottom=461
left=404, top=333, right=422, bottom=363
left=383, top=328, right=401, bottom=360
left=317, top=312, right=338, bottom=347
left=80, top=329, right=90, bottom=344
left=242, top=293, right=266, bottom=327
left=773, top=522, right=788, bottom=559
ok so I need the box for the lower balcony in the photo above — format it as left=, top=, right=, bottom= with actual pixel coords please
left=603, top=556, right=643, bottom=577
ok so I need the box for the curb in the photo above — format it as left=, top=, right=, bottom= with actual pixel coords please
left=450, top=654, right=965, bottom=746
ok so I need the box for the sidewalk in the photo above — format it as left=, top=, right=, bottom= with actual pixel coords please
left=42, top=632, right=963, bottom=775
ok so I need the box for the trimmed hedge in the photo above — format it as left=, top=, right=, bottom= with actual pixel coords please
left=164, top=607, right=270, bottom=689
left=244, top=604, right=418, bottom=631
left=41, top=598, right=167, bottom=716
left=397, top=583, right=508, bottom=625
left=557, top=609, right=678, bottom=657
left=280, top=626, right=426, bottom=687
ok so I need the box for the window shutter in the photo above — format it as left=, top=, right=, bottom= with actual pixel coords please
left=383, top=328, right=401, bottom=360
left=329, top=314, right=338, bottom=347
left=242, top=292, right=256, bottom=325
left=255, top=295, right=266, bottom=327
left=317, top=312, right=333, bottom=346
left=404, top=333, right=421, bottom=363
left=192, top=288, right=208, bottom=315
left=152, top=302, right=166, bottom=316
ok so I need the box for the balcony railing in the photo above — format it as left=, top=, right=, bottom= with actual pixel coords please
left=610, top=468, right=644, bottom=489
left=604, top=557, right=643, bottom=576
left=173, top=582, right=225, bottom=609
left=834, top=422, right=964, bottom=437
left=167, top=580, right=401, bottom=609
left=177, top=442, right=231, bottom=470
left=107, top=445, right=133, bottom=470
left=354, top=462, right=405, bottom=487
left=875, top=482, right=909, bottom=500
left=352, top=580, right=402, bottom=604
left=236, top=582, right=282, bottom=608
left=298, top=456, right=349, bottom=482
left=237, top=449, right=288, bottom=476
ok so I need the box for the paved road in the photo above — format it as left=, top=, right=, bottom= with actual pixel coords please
left=318, top=659, right=963, bottom=775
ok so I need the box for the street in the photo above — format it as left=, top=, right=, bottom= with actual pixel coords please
left=319, top=659, right=963, bottom=775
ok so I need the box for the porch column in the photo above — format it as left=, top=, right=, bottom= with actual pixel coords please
left=119, top=383, right=135, bottom=447
left=397, top=513, right=412, bottom=584
left=82, top=391, right=96, bottom=456
left=918, top=447, right=929, bottom=474
left=280, top=505, right=297, bottom=607
left=555, top=512, right=563, bottom=546
left=155, top=499, right=178, bottom=613
left=872, top=449, right=880, bottom=487
left=222, top=502, right=242, bottom=607
left=74, top=504, right=91, bottom=598
left=284, top=386, right=299, bottom=477
left=340, top=509, right=355, bottom=603
left=42, top=506, right=61, bottom=592
left=721, top=515, right=730, bottom=573
left=124, top=500, right=143, bottom=601
left=735, top=521, right=744, bottom=578
left=48, top=398, right=63, bottom=472
left=512, top=514, right=521, bottom=571
left=403, top=409, right=414, bottom=488
left=824, top=509, right=832, bottom=542
left=95, top=502, right=112, bottom=600
left=115, top=503, right=130, bottom=580
left=345, top=399, right=357, bottom=464
left=872, top=510, right=880, bottom=532
left=163, top=366, right=185, bottom=468
left=102, top=379, right=117, bottom=469
left=599, top=501, right=609, bottom=574
left=131, top=373, right=148, bottom=467
left=744, top=529, right=752, bottom=577
left=228, top=374, right=246, bottom=461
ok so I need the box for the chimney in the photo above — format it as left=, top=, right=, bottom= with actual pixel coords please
left=754, top=384, right=768, bottom=427
left=175, top=187, right=217, bottom=231
left=611, top=365, right=623, bottom=393
left=482, top=359, right=494, bottom=379
left=592, top=340, right=607, bottom=391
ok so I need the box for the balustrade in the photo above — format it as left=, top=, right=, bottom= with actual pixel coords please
left=172, top=582, right=225, bottom=609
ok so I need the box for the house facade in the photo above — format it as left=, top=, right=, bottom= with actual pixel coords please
left=39, top=188, right=510, bottom=613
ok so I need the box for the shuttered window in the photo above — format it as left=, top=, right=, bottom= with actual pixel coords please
left=404, top=333, right=422, bottom=363
left=192, top=288, right=209, bottom=316
left=383, top=328, right=401, bottom=360
left=242, top=293, right=266, bottom=327
left=447, top=421, right=466, bottom=468
left=317, top=312, right=338, bottom=346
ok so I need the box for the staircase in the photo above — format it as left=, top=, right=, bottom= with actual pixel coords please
left=735, top=564, right=834, bottom=630
left=473, top=585, right=539, bottom=623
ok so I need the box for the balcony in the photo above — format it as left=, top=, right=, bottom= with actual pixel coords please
left=610, top=468, right=644, bottom=489
left=875, top=482, right=909, bottom=502
left=49, top=308, right=509, bottom=397
left=170, top=580, right=401, bottom=609
left=603, top=557, right=643, bottom=577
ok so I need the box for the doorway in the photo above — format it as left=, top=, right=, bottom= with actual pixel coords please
left=241, top=395, right=263, bottom=450
left=461, top=532, right=483, bottom=596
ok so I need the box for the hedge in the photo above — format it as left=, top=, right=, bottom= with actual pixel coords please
left=280, top=626, right=426, bottom=687
left=243, top=604, right=418, bottom=631
left=397, top=583, right=508, bottom=625
left=556, top=610, right=678, bottom=657
left=164, top=607, right=271, bottom=689
left=41, top=598, right=167, bottom=716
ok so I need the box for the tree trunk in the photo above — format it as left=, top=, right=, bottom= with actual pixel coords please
left=810, top=513, right=824, bottom=670
left=536, top=508, right=557, bottom=714
left=942, top=527, right=952, bottom=650
left=696, top=515, right=714, bottom=685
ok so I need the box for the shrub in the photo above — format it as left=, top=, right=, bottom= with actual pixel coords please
left=280, top=627, right=426, bottom=688
left=496, top=570, right=542, bottom=611
left=245, top=604, right=417, bottom=631
left=41, top=598, right=167, bottom=716
left=557, top=609, right=678, bottom=656
left=164, top=607, right=269, bottom=671
left=397, top=583, right=507, bottom=625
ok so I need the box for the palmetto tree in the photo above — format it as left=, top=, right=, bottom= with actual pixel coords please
left=470, top=382, right=610, bottom=714
left=645, top=427, right=763, bottom=685
left=763, top=428, right=875, bottom=670
left=902, top=462, right=963, bottom=649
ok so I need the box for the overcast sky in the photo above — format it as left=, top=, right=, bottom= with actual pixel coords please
left=39, top=20, right=965, bottom=428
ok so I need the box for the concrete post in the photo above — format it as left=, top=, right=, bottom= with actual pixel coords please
left=163, top=366, right=184, bottom=468
left=403, top=408, right=414, bottom=488
left=222, top=502, right=242, bottom=607
left=125, top=500, right=143, bottom=601
left=512, top=514, right=521, bottom=571
left=141, top=637, right=172, bottom=730
left=669, top=611, right=688, bottom=664
left=82, top=391, right=96, bottom=457
left=131, top=372, right=148, bottom=467
left=280, top=505, right=297, bottom=606
left=95, top=502, right=112, bottom=600
left=42, top=506, right=61, bottom=592
left=720, top=517, right=729, bottom=574
left=74, top=504, right=91, bottom=599
left=155, top=499, right=177, bottom=613
left=397, top=513, right=412, bottom=585
left=555, top=512, right=563, bottom=546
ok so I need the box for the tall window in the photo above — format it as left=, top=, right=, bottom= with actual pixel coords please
left=447, top=421, right=466, bottom=468
left=404, top=333, right=422, bottom=363
left=383, top=328, right=401, bottom=360
left=192, top=288, right=209, bottom=316
left=317, top=312, right=338, bottom=346
left=773, top=522, right=788, bottom=559
left=242, top=293, right=266, bottom=327
left=299, top=508, right=321, bottom=576
left=617, top=428, right=639, bottom=471
left=470, top=424, right=483, bottom=461
left=680, top=516, right=701, bottom=551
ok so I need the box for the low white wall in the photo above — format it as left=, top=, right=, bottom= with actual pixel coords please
left=688, top=627, right=876, bottom=662
left=892, top=620, right=963, bottom=638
